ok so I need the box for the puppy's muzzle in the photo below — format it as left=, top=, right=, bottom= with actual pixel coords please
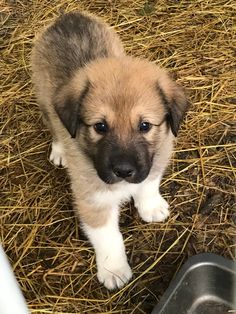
left=94, top=140, right=152, bottom=184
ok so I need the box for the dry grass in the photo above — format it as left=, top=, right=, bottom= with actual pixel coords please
left=1, top=0, right=236, bottom=313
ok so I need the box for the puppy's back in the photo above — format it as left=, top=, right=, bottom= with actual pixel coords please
left=31, top=11, right=124, bottom=88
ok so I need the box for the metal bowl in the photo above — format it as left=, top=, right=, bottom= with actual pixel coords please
left=151, top=253, right=236, bottom=314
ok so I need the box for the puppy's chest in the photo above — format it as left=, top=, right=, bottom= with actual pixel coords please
left=90, top=183, right=139, bottom=207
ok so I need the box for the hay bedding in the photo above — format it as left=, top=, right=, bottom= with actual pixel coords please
left=1, top=0, right=235, bottom=312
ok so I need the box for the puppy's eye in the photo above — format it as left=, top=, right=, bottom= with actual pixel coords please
left=139, top=121, right=152, bottom=133
left=94, top=122, right=108, bottom=134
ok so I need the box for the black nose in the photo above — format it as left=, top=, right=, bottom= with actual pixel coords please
left=112, top=163, right=136, bottom=179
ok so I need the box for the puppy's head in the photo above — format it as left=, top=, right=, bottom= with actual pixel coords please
left=55, top=57, right=189, bottom=184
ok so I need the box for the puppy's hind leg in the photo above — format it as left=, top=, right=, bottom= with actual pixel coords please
left=80, top=202, right=132, bottom=290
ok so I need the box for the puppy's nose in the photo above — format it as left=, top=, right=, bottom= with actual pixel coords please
left=112, top=163, right=135, bottom=179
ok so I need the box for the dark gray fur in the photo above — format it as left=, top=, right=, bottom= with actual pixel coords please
left=55, top=81, right=90, bottom=138
left=34, top=12, right=110, bottom=86
left=156, top=83, right=189, bottom=137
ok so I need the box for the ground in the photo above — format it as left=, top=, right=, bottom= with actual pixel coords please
left=1, top=0, right=235, bottom=313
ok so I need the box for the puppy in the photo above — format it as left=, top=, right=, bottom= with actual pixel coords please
left=31, top=11, right=188, bottom=290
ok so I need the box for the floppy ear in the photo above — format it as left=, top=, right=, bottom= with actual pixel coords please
left=54, top=81, right=90, bottom=138
left=157, top=82, right=189, bottom=137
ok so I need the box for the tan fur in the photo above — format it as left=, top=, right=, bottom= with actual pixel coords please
left=75, top=199, right=110, bottom=228
left=69, top=57, right=171, bottom=147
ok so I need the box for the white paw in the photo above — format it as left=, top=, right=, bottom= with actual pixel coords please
left=137, top=195, right=170, bottom=223
left=97, top=258, right=132, bottom=290
left=49, top=142, right=67, bottom=167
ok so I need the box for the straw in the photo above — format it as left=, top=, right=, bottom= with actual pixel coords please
left=1, top=0, right=235, bottom=312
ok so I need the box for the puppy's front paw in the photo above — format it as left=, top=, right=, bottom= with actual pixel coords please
left=97, top=258, right=132, bottom=290
left=137, top=195, right=170, bottom=223
left=49, top=141, right=67, bottom=167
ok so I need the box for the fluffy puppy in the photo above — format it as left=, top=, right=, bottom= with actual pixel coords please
left=31, top=11, right=188, bottom=290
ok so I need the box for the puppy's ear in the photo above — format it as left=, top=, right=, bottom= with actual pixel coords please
left=55, top=81, right=90, bottom=138
left=157, top=81, right=189, bottom=137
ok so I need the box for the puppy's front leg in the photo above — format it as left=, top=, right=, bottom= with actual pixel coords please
left=134, top=176, right=170, bottom=223
left=49, top=141, right=67, bottom=167
left=81, top=204, right=132, bottom=290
